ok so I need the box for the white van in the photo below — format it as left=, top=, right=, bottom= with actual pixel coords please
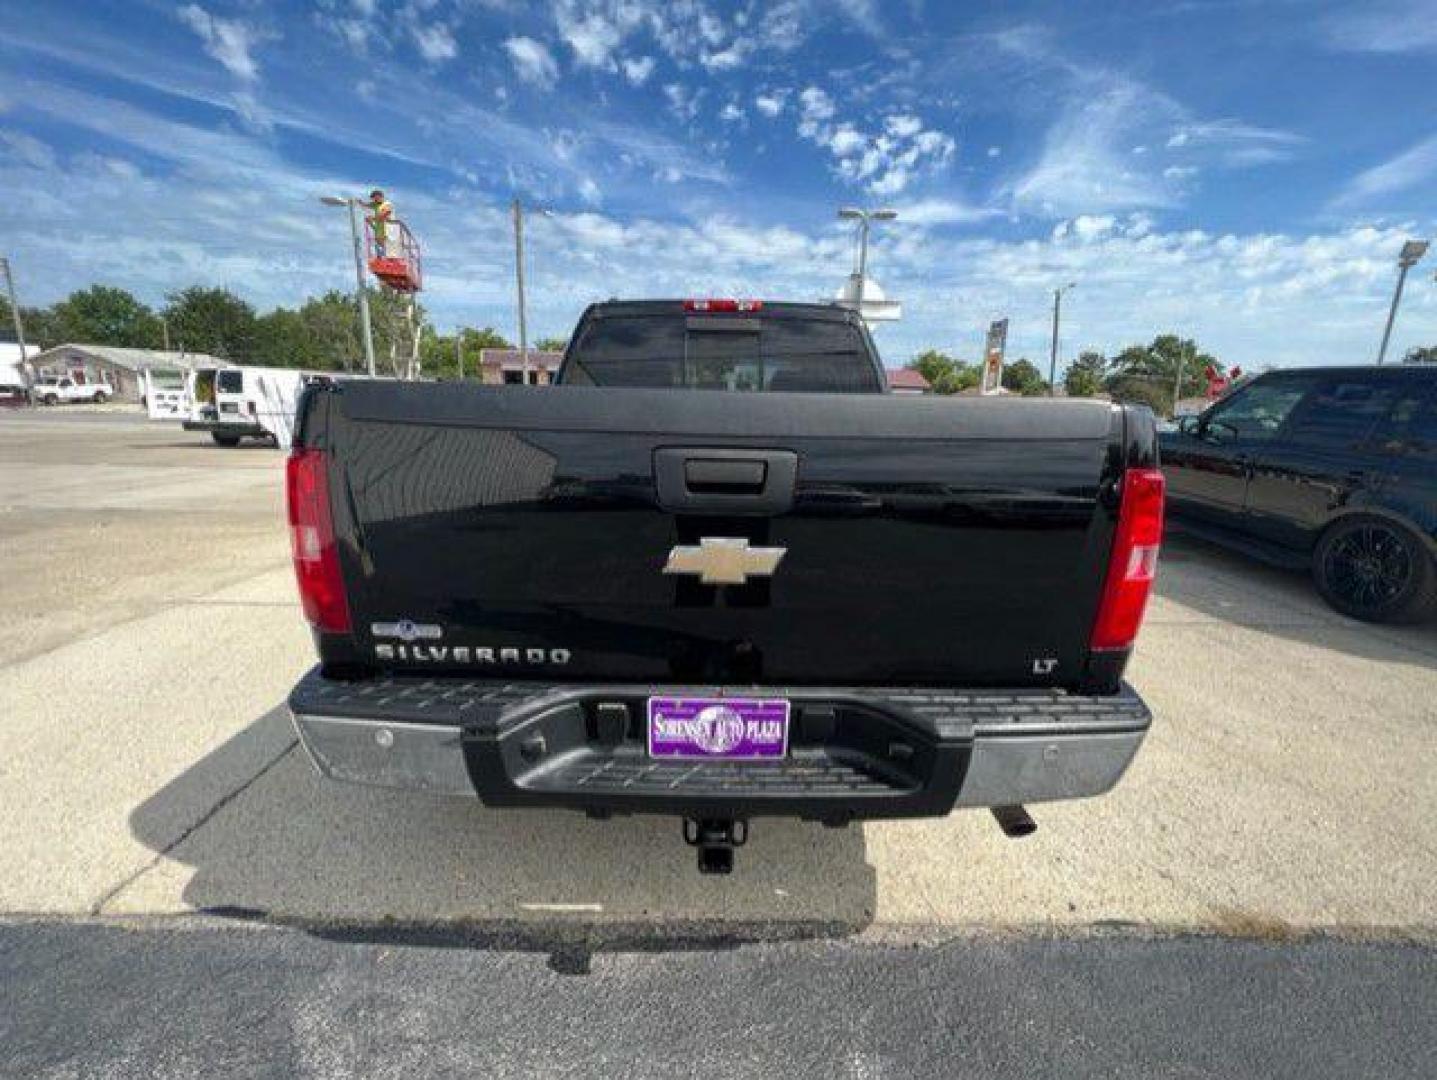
left=183, top=366, right=304, bottom=446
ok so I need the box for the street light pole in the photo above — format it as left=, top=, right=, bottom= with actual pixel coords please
left=0, top=257, right=29, bottom=380
left=837, top=207, right=897, bottom=312
left=320, top=196, right=377, bottom=377
left=512, top=198, right=529, bottom=383
left=1047, top=282, right=1075, bottom=396
left=1376, top=240, right=1429, bottom=365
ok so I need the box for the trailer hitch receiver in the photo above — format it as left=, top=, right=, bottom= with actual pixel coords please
left=683, top=818, right=748, bottom=874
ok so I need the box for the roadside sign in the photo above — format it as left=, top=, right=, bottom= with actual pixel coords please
left=980, top=318, right=1008, bottom=395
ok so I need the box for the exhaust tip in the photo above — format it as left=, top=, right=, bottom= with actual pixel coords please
left=991, top=804, right=1037, bottom=839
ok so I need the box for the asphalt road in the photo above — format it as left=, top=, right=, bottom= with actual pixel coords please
left=2, top=406, right=1435, bottom=1076
left=3, top=919, right=1433, bottom=1079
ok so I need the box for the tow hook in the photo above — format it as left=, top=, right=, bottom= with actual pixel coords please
left=991, top=804, right=1037, bottom=839
left=683, top=818, right=748, bottom=874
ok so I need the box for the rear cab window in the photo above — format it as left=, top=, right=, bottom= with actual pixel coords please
left=217, top=370, right=244, bottom=393
left=561, top=304, right=884, bottom=393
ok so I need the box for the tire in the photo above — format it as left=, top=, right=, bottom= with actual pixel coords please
left=1313, top=516, right=1437, bottom=624
left=42, top=394, right=58, bottom=406
left=211, top=433, right=242, bottom=448
left=93, top=391, right=108, bottom=404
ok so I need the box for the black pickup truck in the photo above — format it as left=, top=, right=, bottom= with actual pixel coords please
left=286, top=300, right=1164, bottom=872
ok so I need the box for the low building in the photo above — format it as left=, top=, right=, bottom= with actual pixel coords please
left=477, top=349, right=563, bottom=386
left=31, top=345, right=228, bottom=403
left=886, top=368, right=932, bottom=395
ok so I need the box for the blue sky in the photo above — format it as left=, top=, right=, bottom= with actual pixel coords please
left=1, top=0, right=1434, bottom=370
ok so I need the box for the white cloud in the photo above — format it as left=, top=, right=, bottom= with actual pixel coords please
left=177, top=4, right=266, bottom=81
left=795, top=89, right=954, bottom=196
left=797, top=86, right=836, bottom=134
left=557, top=7, right=624, bottom=69
left=888, top=198, right=1001, bottom=226
left=504, top=36, right=559, bottom=89
left=884, top=115, right=922, bottom=139
left=987, top=146, right=1001, bottom=158
left=833, top=0, right=883, bottom=37
left=1165, top=119, right=1305, bottom=167
left=754, top=90, right=787, bottom=118
left=828, top=124, right=865, bottom=156
left=578, top=176, right=601, bottom=204
left=621, top=56, right=655, bottom=85
left=1, top=130, right=58, bottom=171
left=719, top=102, right=746, bottom=124
left=1332, top=134, right=1437, bottom=206
left=1011, top=83, right=1179, bottom=216
left=1322, top=0, right=1437, bottom=54
left=412, top=22, right=458, bottom=64
left=548, top=1, right=807, bottom=81
left=663, top=83, right=703, bottom=123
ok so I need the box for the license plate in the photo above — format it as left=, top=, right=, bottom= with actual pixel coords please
left=647, top=696, right=790, bottom=760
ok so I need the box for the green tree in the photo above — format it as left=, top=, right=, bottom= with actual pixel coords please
left=1001, top=357, right=1049, bottom=396
left=1104, top=334, right=1220, bottom=415
left=907, top=349, right=980, bottom=394
left=420, top=326, right=514, bottom=379
left=1403, top=345, right=1437, bottom=364
left=163, top=286, right=258, bottom=361
left=46, top=285, right=163, bottom=348
left=534, top=335, right=568, bottom=352
left=1064, top=350, right=1106, bottom=397
left=0, top=295, right=55, bottom=348
left=296, top=291, right=364, bottom=371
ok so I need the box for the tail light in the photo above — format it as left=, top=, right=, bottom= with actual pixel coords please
left=285, top=447, right=351, bottom=633
left=683, top=299, right=763, bottom=312
left=1090, top=467, right=1165, bottom=651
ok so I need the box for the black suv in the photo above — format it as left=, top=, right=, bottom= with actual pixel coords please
left=1159, top=365, right=1437, bottom=623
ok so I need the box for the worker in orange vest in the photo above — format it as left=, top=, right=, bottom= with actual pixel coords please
left=367, top=189, right=394, bottom=256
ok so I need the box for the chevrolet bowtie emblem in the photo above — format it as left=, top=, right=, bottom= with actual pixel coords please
left=663, top=537, right=787, bottom=586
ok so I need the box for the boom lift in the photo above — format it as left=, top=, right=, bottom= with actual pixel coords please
left=364, top=215, right=425, bottom=379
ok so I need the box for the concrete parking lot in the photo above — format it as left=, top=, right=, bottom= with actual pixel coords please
left=2, top=408, right=1435, bottom=936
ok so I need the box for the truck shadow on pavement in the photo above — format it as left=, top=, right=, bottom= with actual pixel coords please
left=1155, top=535, right=1437, bottom=667
left=127, top=707, right=878, bottom=969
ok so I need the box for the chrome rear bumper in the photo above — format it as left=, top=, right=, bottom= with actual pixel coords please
left=288, top=673, right=1149, bottom=814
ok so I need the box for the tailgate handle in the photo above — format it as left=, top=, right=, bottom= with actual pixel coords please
left=655, top=449, right=797, bottom=515
left=685, top=458, right=766, bottom=492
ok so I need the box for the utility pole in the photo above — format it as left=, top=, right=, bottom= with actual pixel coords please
left=161, top=317, right=170, bottom=352
left=1047, top=282, right=1075, bottom=396
left=320, top=196, right=378, bottom=377
left=0, top=257, right=29, bottom=381
left=512, top=198, right=529, bottom=383
left=455, top=329, right=463, bottom=380
left=1376, top=240, right=1429, bottom=365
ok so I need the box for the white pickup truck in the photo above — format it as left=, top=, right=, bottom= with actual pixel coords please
left=31, top=375, right=115, bottom=405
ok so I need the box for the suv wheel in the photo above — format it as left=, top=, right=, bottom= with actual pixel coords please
left=42, top=393, right=58, bottom=406
left=93, top=390, right=109, bottom=403
left=1314, top=517, right=1436, bottom=624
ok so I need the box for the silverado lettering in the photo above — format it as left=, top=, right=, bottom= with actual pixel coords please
left=374, top=644, right=572, bottom=665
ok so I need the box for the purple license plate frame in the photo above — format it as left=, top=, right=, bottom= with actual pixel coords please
left=647, top=696, right=791, bottom=760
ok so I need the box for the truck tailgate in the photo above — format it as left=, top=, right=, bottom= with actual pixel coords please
left=312, top=381, right=1125, bottom=688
